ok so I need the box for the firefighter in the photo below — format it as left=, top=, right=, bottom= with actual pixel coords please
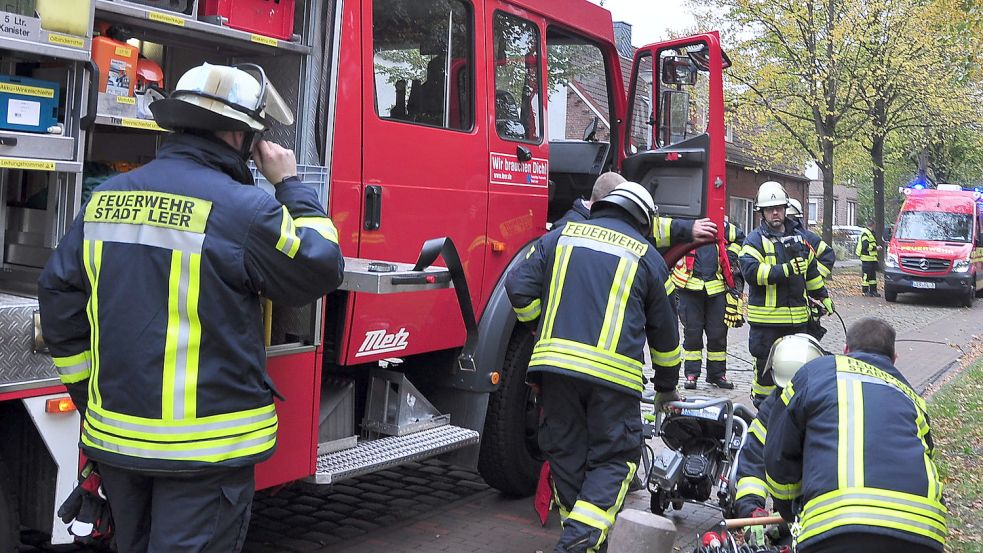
left=733, top=333, right=825, bottom=522
left=857, top=219, right=881, bottom=297
left=787, top=198, right=836, bottom=282
left=38, top=63, right=345, bottom=553
left=673, top=218, right=745, bottom=390
left=764, top=318, right=946, bottom=553
left=553, top=172, right=626, bottom=230
left=506, top=182, right=681, bottom=553
left=740, top=181, right=831, bottom=407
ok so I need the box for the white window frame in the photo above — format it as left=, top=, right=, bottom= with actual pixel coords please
left=847, top=201, right=857, bottom=226
left=808, top=198, right=819, bottom=225
left=729, top=196, right=754, bottom=233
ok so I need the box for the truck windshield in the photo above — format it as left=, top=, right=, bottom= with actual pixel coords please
left=895, top=211, right=972, bottom=242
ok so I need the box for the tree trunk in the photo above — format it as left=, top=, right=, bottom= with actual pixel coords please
left=821, top=138, right=835, bottom=245
left=870, top=133, right=886, bottom=266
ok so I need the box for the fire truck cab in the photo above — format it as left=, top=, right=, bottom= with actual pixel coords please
left=885, top=185, right=983, bottom=306
left=0, top=0, right=729, bottom=547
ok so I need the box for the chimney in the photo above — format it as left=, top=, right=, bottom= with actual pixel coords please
left=613, top=21, right=633, bottom=59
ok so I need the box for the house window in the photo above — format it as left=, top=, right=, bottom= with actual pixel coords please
left=724, top=124, right=734, bottom=143
left=729, top=196, right=754, bottom=233
left=808, top=198, right=819, bottom=225
left=832, top=199, right=838, bottom=225
left=847, top=201, right=857, bottom=226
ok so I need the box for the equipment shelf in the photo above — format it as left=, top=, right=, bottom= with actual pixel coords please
left=94, top=0, right=311, bottom=55
left=0, top=31, right=91, bottom=61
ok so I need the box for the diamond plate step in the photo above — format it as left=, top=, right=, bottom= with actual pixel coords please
left=310, top=425, right=480, bottom=484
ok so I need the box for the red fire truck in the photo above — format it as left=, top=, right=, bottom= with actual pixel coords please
left=0, top=0, right=729, bottom=547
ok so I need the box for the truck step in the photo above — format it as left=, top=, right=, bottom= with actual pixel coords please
left=311, top=425, right=479, bottom=484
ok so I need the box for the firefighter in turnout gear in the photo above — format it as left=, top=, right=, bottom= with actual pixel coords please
left=764, top=318, right=946, bottom=553
left=733, top=333, right=825, bottom=521
left=673, top=220, right=745, bottom=390
left=552, top=172, right=625, bottom=230
left=787, top=198, right=836, bottom=282
left=857, top=220, right=881, bottom=297
left=740, top=181, right=831, bottom=407
left=38, top=63, right=345, bottom=553
left=506, top=182, right=682, bottom=553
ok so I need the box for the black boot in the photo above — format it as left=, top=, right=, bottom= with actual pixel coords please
left=869, top=285, right=881, bottom=298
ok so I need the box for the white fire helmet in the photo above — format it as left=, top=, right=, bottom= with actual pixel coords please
left=764, top=333, right=827, bottom=388
left=755, top=181, right=790, bottom=210
left=787, top=198, right=803, bottom=218
left=151, top=63, right=294, bottom=132
left=592, top=181, right=657, bottom=234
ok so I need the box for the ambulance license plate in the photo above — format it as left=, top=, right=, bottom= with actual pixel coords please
left=912, top=281, right=935, bottom=289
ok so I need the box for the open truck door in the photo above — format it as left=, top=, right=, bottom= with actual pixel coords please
left=621, top=32, right=729, bottom=266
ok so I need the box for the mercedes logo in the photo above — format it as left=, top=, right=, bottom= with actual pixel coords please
left=918, top=258, right=929, bottom=271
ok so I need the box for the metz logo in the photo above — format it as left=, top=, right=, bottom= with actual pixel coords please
left=355, top=328, right=410, bottom=357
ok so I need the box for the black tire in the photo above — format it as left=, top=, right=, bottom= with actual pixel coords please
left=477, top=327, right=542, bottom=497
left=963, top=279, right=975, bottom=308
left=885, top=287, right=898, bottom=303
left=0, top=461, right=19, bottom=553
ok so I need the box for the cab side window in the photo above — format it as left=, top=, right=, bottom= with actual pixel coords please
left=372, top=0, right=474, bottom=131
left=493, top=12, right=543, bottom=143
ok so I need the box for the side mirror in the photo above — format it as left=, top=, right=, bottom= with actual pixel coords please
left=659, top=89, right=690, bottom=146
left=883, top=225, right=893, bottom=242
left=583, top=116, right=599, bottom=142
left=661, top=56, right=698, bottom=86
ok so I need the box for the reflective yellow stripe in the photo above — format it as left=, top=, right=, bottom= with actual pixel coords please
left=780, top=380, right=795, bottom=405
left=736, top=477, right=768, bottom=500
left=275, top=206, right=301, bottom=258
left=706, top=350, right=727, bottom=362
left=749, top=418, right=767, bottom=443
left=514, top=298, right=542, bottom=322
left=542, top=244, right=572, bottom=339
left=53, top=351, right=92, bottom=384
left=184, top=253, right=202, bottom=419
left=82, top=240, right=103, bottom=407
left=741, top=244, right=764, bottom=262
left=765, top=472, right=801, bottom=500
left=551, top=479, right=570, bottom=521
left=798, top=488, right=947, bottom=545
left=817, top=263, right=832, bottom=278
left=163, top=252, right=180, bottom=420
left=753, top=380, right=776, bottom=397
left=86, top=403, right=277, bottom=442
left=530, top=352, right=643, bottom=392
left=295, top=216, right=339, bottom=244
left=746, top=305, right=810, bottom=325
left=802, top=487, right=946, bottom=527
left=683, top=350, right=703, bottom=362
left=569, top=500, right=614, bottom=531
left=806, top=275, right=824, bottom=291
left=534, top=338, right=644, bottom=378
left=653, top=217, right=673, bottom=248
left=650, top=344, right=681, bottom=368
left=756, top=264, right=771, bottom=285
left=82, top=419, right=277, bottom=463
left=664, top=277, right=675, bottom=296
left=598, top=258, right=627, bottom=349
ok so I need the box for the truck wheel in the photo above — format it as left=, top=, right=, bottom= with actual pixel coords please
left=963, top=279, right=975, bottom=307
left=885, top=287, right=898, bottom=303
left=0, top=462, right=19, bottom=553
left=478, top=326, right=542, bottom=497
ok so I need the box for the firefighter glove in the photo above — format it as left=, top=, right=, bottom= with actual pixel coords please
left=724, top=292, right=745, bottom=328
left=822, top=297, right=835, bottom=315
left=58, top=462, right=113, bottom=544
left=785, top=257, right=808, bottom=276
left=654, top=388, right=681, bottom=411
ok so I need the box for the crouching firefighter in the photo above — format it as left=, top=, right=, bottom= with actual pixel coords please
left=765, top=318, right=947, bottom=553
left=506, top=182, right=682, bottom=552
left=38, top=63, right=345, bottom=553
left=732, top=333, right=826, bottom=546
left=673, top=219, right=745, bottom=390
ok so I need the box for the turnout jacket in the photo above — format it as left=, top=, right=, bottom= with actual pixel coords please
left=733, top=391, right=778, bottom=517
left=506, top=216, right=682, bottom=397
left=552, top=199, right=591, bottom=230
left=788, top=218, right=836, bottom=279
left=671, top=222, right=744, bottom=296
left=764, top=352, right=946, bottom=551
left=38, top=133, right=345, bottom=472
left=856, top=227, right=878, bottom=262
left=739, top=221, right=827, bottom=326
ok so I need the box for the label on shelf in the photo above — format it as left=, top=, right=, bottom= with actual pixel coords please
left=115, top=96, right=136, bottom=105
left=0, top=11, right=41, bottom=42
left=0, top=82, right=55, bottom=98
left=47, top=33, right=85, bottom=49
left=250, top=34, right=278, bottom=48
left=0, top=157, right=56, bottom=171
left=147, top=10, right=186, bottom=27
left=7, top=99, right=41, bottom=127
left=117, top=117, right=165, bottom=132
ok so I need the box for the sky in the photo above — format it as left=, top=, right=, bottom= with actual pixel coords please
left=586, top=0, right=696, bottom=46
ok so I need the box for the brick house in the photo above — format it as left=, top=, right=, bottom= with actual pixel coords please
left=807, top=180, right=860, bottom=228
left=548, top=22, right=809, bottom=236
